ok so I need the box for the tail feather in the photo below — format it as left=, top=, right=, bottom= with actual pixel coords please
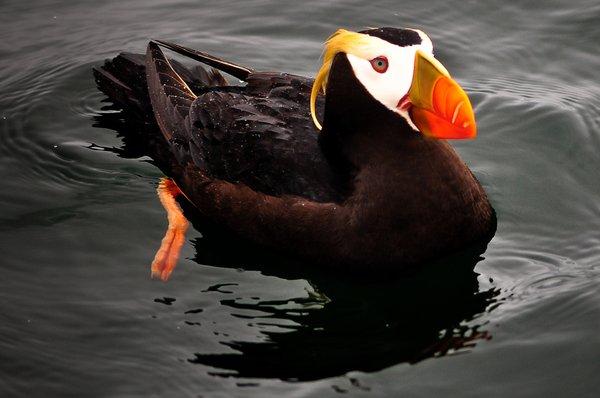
left=93, top=50, right=227, bottom=120
left=93, top=54, right=151, bottom=119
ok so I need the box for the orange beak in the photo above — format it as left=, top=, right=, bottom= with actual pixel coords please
left=407, top=50, right=476, bottom=139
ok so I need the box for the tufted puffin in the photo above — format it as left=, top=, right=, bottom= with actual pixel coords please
left=93, top=27, right=495, bottom=280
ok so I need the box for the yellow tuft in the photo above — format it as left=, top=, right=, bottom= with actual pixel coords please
left=310, top=29, right=374, bottom=130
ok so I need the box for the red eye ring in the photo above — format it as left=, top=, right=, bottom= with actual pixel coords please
left=370, top=56, right=388, bottom=73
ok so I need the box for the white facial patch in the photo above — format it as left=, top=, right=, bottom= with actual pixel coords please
left=345, top=29, right=434, bottom=130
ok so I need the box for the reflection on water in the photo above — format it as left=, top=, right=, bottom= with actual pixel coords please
left=188, top=240, right=497, bottom=381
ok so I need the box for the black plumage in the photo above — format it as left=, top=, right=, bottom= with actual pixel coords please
left=93, top=32, right=495, bottom=269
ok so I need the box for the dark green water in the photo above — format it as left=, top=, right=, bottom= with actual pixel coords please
left=1, top=0, right=599, bottom=396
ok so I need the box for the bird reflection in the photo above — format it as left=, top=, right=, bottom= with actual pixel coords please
left=93, top=104, right=498, bottom=382
left=189, top=229, right=496, bottom=381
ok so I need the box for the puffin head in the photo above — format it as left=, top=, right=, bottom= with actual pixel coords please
left=310, top=27, right=476, bottom=139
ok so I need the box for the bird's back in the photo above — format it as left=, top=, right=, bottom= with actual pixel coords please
left=94, top=46, right=344, bottom=203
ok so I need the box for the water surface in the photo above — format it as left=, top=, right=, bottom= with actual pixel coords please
left=1, top=0, right=599, bottom=397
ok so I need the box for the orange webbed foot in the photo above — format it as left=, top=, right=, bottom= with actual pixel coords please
left=151, top=178, right=189, bottom=281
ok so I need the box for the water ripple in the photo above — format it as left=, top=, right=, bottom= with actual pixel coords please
left=1, top=1, right=599, bottom=396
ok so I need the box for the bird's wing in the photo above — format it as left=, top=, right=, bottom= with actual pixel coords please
left=188, top=83, right=342, bottom=202
left=146, top=42, right=342, bottom=203
left=144, top=42, right=358, bottom=261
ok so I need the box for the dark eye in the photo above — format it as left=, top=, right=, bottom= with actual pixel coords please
left=370, top=56, right=388, bottom=73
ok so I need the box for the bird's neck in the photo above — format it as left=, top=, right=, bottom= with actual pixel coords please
left=319, top=52, right=419, bottom=169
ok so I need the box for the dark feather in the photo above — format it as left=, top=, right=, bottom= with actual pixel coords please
left=154, top=39, right=253, bottom=81
left=141, top=42, right=342, bottom=202
left=94, top=39, right=496, bottom=269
